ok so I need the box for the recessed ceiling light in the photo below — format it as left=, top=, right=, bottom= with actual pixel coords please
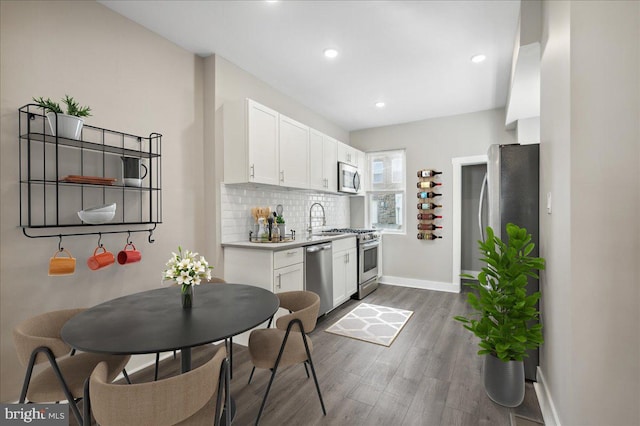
left=471, top=54, right=486, bottom=63
left=323, top=48, right=338, bottom=59
left=375, top=101, right=385, bottom=108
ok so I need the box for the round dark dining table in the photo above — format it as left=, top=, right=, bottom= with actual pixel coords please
left=61, top=283, right=279, bottom=373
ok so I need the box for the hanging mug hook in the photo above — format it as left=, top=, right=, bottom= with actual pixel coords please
left=97, top=232, right=103, bottom=248
left=148, top=228, right=155, bottom=244
left=58, top=235, right=63, bottom=252
left=126, top=231, right=132, bottom=245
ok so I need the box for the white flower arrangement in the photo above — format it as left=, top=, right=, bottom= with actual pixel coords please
left=163, top=246, right=212, bottom=289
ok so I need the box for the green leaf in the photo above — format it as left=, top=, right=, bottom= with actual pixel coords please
left=453, top=223, right=545, bottom=360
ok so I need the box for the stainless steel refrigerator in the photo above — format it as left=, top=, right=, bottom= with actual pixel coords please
left=479, top=143, right=540, bottom=381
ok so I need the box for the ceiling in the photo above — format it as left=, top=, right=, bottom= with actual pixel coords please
left=99, top=0, right=521, bottom=132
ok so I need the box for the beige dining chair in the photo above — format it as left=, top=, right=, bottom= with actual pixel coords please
left=247, top=290, right=326, bottom=425
left=154, top=277, right=234, bottom=381
left=86, top=345, right=230, bottom=426
left=12, top=308, right=131, bottom=426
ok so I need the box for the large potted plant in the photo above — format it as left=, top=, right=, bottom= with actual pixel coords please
left=454, top=223, right=545, bottom=407
left=33, top=95, right=91, bottom=140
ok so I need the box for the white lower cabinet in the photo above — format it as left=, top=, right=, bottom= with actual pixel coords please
left=332, top=237, right=358, bottom=307
left=223, top=246, right=304, bottom=344
left=273, top=263, right=304, bottom=293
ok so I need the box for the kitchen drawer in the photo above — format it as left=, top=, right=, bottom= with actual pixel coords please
left=274, top=247, right=303, bottom=269
left=332, top=236, right=357, bottom=253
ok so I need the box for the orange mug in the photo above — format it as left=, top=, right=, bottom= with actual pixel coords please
left=48, top=249, right=76, bottom=276
left=87, top=246, right=115, bottom=271
left=117, top=243, right=142, bottom=265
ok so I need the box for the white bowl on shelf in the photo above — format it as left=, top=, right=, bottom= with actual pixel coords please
left=78, top=203, right=116, bottom=224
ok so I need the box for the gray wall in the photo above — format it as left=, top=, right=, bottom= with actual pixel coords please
left=350, top=109, right=516, bottom=287
left=461, top=164, right=487, bottom=273
left=539, top=1, right=640, bottom=425
left=0, top=1, right=205, bottom=401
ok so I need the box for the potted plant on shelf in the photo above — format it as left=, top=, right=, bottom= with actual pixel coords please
left=33, top=95, right=92, bottom=140
left=454, top=223, right=545, bottom=407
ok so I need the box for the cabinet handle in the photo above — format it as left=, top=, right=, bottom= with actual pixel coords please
left=280, top=170, right=284, bottom=182
left=286, top=251, right=297, bottom=256
left=277, top=273, right=281, bottom=289
left=250, top=164, right=255, bottom=178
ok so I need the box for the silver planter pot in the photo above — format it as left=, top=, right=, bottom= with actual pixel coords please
left=483, top=353, right=525, bottom=407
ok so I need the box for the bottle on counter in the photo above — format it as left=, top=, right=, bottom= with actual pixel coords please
left=417, top=232, right=442, bottom=240
left=258, top=217, right=268, bottom=241
left=417, top=191, right=442, bottom=199
left=417, top=213, right=442, bottom=220
left=418, top=223, right=443, bottom=231
left=417, top=169, right=442, bottom=178
left=417, top=181, right=442, bottom=189
left=271, top=223, right=280, bottom=242
left=417, top=202, right=442, bottom=210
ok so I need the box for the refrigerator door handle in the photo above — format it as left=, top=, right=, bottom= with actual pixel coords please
left=478, top=172, right=488, bottom=241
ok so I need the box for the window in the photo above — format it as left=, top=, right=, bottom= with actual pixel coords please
left=367, top=150, right=405, bottom=232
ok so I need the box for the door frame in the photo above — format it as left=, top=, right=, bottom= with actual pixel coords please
left=451, top=154, right=487, bottom=292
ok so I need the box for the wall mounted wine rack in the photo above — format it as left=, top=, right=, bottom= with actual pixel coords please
left=416, top=169, right=442, bottom=240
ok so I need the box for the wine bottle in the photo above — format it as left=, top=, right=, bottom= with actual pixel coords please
left=417, top=223, right=442, bottom=231
left=417, top=169, right=442, bottom=178
left=417, top=232, right=442, bottom=240
left=417, top=203, right=442, bottom=210
left=417, top=181, right=442, bottom=189
left=417, top=213, right=442, bottom=220
left=418, top=191, right=442, bottom=199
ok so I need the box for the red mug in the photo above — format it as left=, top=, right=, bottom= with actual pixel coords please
left=87, top=246, right=115, bottom=270
left=117, top=243, right=142, bottom=265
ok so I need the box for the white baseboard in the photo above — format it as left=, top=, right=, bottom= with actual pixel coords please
left=534, top=366, right=561, bottom=426
left=461, top=269, right=481, bottom=278
left=379, top=275, right=460, bottom=293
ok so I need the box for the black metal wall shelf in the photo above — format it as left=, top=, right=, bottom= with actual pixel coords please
left=18, top=104, right=162, bottom=241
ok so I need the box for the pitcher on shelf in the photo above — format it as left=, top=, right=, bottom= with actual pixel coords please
left=121, top=156, right=148, bottom=187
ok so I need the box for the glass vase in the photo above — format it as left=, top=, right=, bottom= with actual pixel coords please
left=181, top=284, right=193, bottom=309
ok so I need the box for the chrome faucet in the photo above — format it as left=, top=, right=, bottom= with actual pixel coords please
left=308, top=202, right=326, bottom=236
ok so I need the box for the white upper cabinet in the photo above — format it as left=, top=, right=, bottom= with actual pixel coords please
left=224, top=98, right=345, bottom=192
left=324, top=136, right=338, bottom=191
left=279, top=115, right=309, bottom=189
left=337, top=141, right=357, bottom=166
left=309, top=129, right=337, bottom=192
left=247, top=100, right=280, bottom=185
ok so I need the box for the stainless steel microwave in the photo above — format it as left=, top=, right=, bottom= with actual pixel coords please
left=338, top=162, right=361, bottom=193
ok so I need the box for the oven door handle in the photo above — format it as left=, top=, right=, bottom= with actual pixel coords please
left=360, top=240, right=380, bottom=250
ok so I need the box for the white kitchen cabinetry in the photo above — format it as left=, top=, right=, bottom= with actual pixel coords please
left=273, top=263, right=304, bottom=293
left=332, top=237, right=357, bottom=307
left=279, top=115, right=309, bottom=189
left=337, top=141, right=357, bottom=166
left=247, top=100, right=280, bottom=185
left=223, top=246, right=304, bottom=344
left=224, top=246, right=304, bottom=294
left=309, top=129, right=338, bottom=192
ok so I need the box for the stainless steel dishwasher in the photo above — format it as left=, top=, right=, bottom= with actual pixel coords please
left=304, top=242, right=333, bottom=317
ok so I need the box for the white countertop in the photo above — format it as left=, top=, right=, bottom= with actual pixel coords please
left=221, top=233, right=356, bottom=250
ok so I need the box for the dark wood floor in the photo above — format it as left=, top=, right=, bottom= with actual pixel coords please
left=121, top=284, right=545, bottom=426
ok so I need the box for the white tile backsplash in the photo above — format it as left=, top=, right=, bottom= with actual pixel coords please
left=221, top=184, right=350, bottom=243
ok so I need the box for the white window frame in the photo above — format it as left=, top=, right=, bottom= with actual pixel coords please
left=366, top=149, right=406, bottom=234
